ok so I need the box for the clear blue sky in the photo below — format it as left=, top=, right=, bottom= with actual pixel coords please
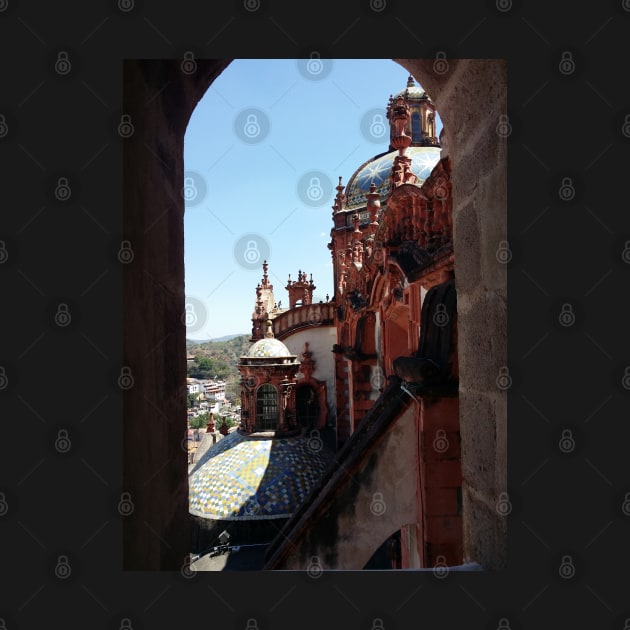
left=183, top=58, right=442, bottom=341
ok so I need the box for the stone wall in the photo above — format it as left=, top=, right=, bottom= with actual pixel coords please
left=395, top=59, right=508, bottom=569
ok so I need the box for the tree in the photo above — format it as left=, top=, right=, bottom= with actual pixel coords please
left=190, top=412, right=209, bottom=430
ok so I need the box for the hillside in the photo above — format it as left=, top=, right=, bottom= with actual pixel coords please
left=186, top=334, right=252, bottom=382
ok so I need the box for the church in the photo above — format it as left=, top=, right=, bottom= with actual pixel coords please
left=189, top=75, right=473, bottom=570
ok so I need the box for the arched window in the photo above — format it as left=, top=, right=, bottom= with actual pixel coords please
left=256, top=384, right=278, bottom=431
left=411, top=111, right=421, bottom=143
left=296, top=385, right=319, bottom=429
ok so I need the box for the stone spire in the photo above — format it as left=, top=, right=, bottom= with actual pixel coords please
left=250, top=261, right=276, bottom=342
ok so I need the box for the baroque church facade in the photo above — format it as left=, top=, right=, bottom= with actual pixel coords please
left=189, top=76, right=467, bottom=570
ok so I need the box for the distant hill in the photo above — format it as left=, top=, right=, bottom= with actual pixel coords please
left=186, top=335, right=252, bottom=382
left=186, top=333, right=249, bottom=347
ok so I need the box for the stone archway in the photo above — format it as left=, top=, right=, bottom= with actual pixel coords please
left=122, top=58, right=506, bottom=570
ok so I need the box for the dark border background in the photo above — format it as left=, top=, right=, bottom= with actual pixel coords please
left=2, top=0, right=630, bottom=629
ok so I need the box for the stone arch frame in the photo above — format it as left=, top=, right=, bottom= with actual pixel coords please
left=123, top=58, right=506, bottom=570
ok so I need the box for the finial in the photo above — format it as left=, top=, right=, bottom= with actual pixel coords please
left=407, top=75, right=415, bottom=88
left=265, top=320, right=274, bottom=338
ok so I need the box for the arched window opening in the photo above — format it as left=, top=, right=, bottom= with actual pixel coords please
left=411, top=111, right=421, bottom=143
left=296, top=385, right=319, bottom=430
left=256, top=384, right=278, bottom=431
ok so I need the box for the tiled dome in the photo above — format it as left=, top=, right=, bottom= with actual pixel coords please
left=246, top=337, right=292, bottom=358
left=188, top=431, right=332, bottom=520
left=344, top=146, right=442, bottom=210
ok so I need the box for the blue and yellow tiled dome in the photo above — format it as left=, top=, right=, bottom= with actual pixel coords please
left=189, top=431, right=332, bottom=520
left=344, top=146, right=442, bottom=210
